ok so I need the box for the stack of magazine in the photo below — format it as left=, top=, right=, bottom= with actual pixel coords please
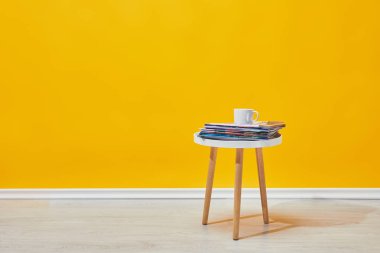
left=198, top=121, right=285, bottom=141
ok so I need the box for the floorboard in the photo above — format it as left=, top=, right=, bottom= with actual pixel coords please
left=0, top=199, right=379, bottom=253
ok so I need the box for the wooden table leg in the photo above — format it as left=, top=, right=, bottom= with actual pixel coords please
left=256, top=148, right=269, bottom=224
left=233, top=148, right=244, bottom=240
left=202, top=147, right=218, bottom=225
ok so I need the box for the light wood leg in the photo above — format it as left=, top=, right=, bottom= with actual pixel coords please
left=256, top=148, right=269, bottom=224
left=202, top=147, right=218, bottom=225
left=233, top=148, right=244, bottom=240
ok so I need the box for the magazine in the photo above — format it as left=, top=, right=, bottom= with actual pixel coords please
left=198, top=121, right=285, bottom=141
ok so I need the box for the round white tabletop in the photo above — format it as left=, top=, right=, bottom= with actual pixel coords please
left=194, top=132, right=282, bottom=149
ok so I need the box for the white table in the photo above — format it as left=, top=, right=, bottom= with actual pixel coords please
left=194, top=132, right=282, bottom=240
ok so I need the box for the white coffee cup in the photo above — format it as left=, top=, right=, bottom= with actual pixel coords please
left=234, top=108, right=259, bottom=125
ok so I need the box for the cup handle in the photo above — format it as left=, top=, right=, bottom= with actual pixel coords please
left=253, top=111, right=259, bottom=121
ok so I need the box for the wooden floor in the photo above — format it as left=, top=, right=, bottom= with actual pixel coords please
left=0, top=199, right=379, bottom=252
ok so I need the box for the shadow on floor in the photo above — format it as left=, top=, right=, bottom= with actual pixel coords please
left=208, top=199, right=376, bottom=240
left=207, top=214, right=262, bottom=225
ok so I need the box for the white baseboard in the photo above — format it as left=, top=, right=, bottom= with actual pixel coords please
left=0, top=188, right=379, bottom=199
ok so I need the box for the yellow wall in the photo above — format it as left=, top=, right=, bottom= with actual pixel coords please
left=1, top=0, right=379, bottom=188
